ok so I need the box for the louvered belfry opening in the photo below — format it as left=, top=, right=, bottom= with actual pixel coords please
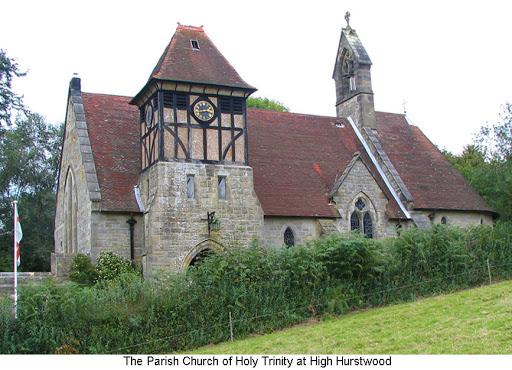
left=138, top=89, right=249, bottom=171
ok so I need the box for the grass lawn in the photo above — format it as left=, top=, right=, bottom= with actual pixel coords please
left=193, top=281, right=512, bottom=354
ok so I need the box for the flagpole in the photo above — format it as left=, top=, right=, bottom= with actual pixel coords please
left=12, top=200, right=18, bottom=319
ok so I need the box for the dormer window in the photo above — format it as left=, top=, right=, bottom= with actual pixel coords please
left=191, top=40, right=200, bottom=50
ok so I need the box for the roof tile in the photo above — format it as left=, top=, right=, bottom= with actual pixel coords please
left=82, top=93, right=141, bottom=212
left=79, top=93, right=492, bottom=216
left=375, top=112, right=494, bottom=213
left=150, top=25, right=255, bottom=90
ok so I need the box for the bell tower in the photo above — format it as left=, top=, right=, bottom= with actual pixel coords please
left=131, top=25, right=264, bottom=274
left=333, top=13, right=376, bottom=129
left=131, top=25, right=256, bottom=167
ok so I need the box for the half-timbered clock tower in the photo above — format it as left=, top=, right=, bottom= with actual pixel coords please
left=131, top=25, right=264, bottom=274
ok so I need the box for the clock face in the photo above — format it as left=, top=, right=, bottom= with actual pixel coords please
left=192, top=99, right=216, bottom=124
left=145, top=103, right=154, bottom=128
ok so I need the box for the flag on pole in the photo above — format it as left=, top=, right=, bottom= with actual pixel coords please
left=14, top=203, right=22, bottom=267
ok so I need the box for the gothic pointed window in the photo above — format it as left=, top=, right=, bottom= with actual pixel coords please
left=342, top=50, right=354, bottom=77
left=350, top=211, right=360, bottom=232
left=341, top=49, right=356, bottom=92
left=284, top=227, right=295, bottom=247
left=350, top=196, right=374, bottom=238
left=363, top=212, right=373, bottom=238
left=441, top=216, right=447, bottom=225
left=63, top=169, right=77, bottom=254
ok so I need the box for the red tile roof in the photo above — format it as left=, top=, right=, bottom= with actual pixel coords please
left=149, top=25, right=255, bottom=90
left=247, top=110, right=351, bottom=217
left=79, top=93, right=492, bottom=216
left=247, top=109, right=405, bottom=218
left=82, top=93, right=141, bottom=212
left=374, top=112, right=494, bottom=213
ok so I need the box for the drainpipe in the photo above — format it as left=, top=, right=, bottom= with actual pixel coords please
left=127, top=215, right=137, bottom=262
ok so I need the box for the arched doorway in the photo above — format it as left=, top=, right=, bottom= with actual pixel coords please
left=189, top=248, right=214, bottom=267
left=183, top=239, right=224, bottom=269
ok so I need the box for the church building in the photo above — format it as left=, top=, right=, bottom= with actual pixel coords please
left=52, top=21, right=495, bottom=276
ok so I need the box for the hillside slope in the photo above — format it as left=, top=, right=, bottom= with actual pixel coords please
left=194, top=281, right=512, bottom=354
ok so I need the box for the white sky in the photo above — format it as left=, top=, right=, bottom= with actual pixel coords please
left=1, top=0, right=511, bottom=154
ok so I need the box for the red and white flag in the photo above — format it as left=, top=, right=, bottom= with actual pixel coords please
left=14, top=203, right=22, bottom=267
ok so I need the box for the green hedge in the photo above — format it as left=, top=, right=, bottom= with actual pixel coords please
left=1, top=222, right=511, bottom=353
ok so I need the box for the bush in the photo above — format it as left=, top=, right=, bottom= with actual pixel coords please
left=1, top=223, right=511, bottom=354
left=69, top=254, right=97, bottom=286
left=95, top=252, right=139, bottom=283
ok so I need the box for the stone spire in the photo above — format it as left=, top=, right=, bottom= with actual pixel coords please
left=333, top=15, right=376, bottom=130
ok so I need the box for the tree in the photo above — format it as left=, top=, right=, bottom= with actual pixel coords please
left=247, top=97, right=289, bottom=112
left=0, top=113, right=63, bottom=271
left=475, top=103, right=512, bottom=162
left=0, top=49, right=26, bottom=128
left=444, top=104, right=512, bottom=220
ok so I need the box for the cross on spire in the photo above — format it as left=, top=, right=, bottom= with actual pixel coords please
left=345, top=11, right=351, bottom=29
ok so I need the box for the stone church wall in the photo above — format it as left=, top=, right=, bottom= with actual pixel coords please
left=139, top=161, right=264, bottom=275
left=90, top=212, right=144, bottom=263
left=420, top=210, right=494, bottom=228
left=53, top=98, right=94, bottom=276
left=262, top=217, right=322, bottom=247
left=333, top=159, right=398, bottom=238
left=336, top=93, right=376, bottom=130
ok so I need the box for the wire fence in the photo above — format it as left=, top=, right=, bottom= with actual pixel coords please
left=107, top=259, right=512, bottom=354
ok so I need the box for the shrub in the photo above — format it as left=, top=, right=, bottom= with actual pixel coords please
left=69, top=254, right=97, bottom=285
left=1, top=223, right=511, bottom=354
left=310, top=233, right=382, bottom=284
left=95, top=252, right=139, bottom=283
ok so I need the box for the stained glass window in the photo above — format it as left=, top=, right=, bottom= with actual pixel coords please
left=363, top=212, right=373, bottom=238
left=355, top=198, right=365, bottom=211
left=350, top=211, right=360, bottom=232
left=284, top=227, right=295, bottom=247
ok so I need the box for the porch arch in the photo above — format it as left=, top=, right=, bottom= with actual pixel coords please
left=182, top=239, right=224, bottom=269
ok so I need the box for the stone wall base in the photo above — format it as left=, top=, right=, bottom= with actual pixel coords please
left=52, top=253, right=75, bottom=278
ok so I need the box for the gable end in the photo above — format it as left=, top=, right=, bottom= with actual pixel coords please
left=67, top=78, right=101, bottom=202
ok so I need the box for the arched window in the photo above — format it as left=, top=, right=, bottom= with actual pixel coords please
left=349, top=196, right=374, bottom=238
left=363, top=212, right=373, bottom=238
left=341, top=49, right=356, bottom=91
left=63, top=169, right=77, bottom=254
left=350, top=211, right=360, bottom=232
left=284, top=227, right=295, bottom=247
left=441, top=216, right=447, bottom=225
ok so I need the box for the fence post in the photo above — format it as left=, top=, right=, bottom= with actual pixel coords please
left=229, top=311, right=234, bottom=342
left=487, top=259, right=492, bottom=285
